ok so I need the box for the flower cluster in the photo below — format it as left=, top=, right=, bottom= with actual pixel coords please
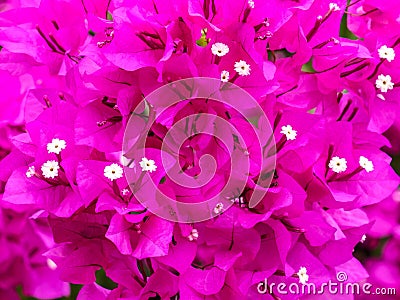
left=0, top=0, right=399, bottom=299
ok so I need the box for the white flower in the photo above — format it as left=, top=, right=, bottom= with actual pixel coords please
left=329, top=3, right=340, bottom=11
left=220, top=70, right=230, bottom=82
left=211, top=42, right=229, bottom=57
left=375, top=74, right=394, bottom=93
left=140, top=157, right=157, bottom=173
left=376, top=93, right=386, bottom=101
left=328, top=156, right=348, bottom=173
left=248, top=0, right=255, bottom=9
left=104, top=163, right=123, bottom=181
left=121, top=188, right=130, bottom=196
left=378, top=45, right=395, bottom=62
left=234, top=60, right=251, bottom=76
left=47, top=138, right=66, bottom=154
left=360, top=234, right=367, bottom=243
left=41, top=160, right=60, bottom=179
left=231, top=196, right=244, bottom=204
left=297, top=267, right=309, bottom=285
left=46, top=258, right=57, bottom=270
left=359, top=156, right=374, bottom=172
left=188, top=229, right=199, bottom=241
left=331, top=37, right=340, bottom=45
left=280, top=125, right=297, bottom=140
left=26, top=166, right=36, bottom=178
left=214, top=202, right=224, bottom=214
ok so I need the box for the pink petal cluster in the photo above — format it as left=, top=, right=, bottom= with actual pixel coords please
left=0, top=0, right=399, bottom=299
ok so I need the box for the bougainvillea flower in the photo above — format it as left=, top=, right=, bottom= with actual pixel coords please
left=0, top=0, right=399, bottom=299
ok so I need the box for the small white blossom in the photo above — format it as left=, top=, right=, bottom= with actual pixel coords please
left=297, top=267, right=309, bottom=285
left=280, top=125, right=297, bottom=141
left=331, top=37, right=340, bottom=45
left=214, top=202, right=224, bottom=214
left=188, top=229, right=199, bottom=241
left=248, top=0, right=255, bottom=9
left=121, top=188, right=130, bottom=196
left=329, top=156, right=348, bottom=173
left=140, top=157, right=157, bottom=173
left=375, top=74, right=394, bottom=93
left=360, top=234, right=367, bottom=243
left=329, top=3, right=340, bottom=11
left=220, top=70, right=230, bottom=82
left=211, top=42, right=229, bottom=57
left=41, top=160, right=60, bottom=179
left=47, top=258, right=57, bottom=270
left=47, top=138, right=66, bottom=154
left=26, top=166, right=36, bottom=178
left=234, top=60, right=251, bottom=76
left=378, top=45, right=395, bottom=62
left=231, top=196, right=244, bottom=204
left=97, top=41, right=107, bottom=48
left=359, top=156, right=374, bottom=173
left=104, top=163, right=123, bottom=181
left=377, top=93, right=386, bottom=101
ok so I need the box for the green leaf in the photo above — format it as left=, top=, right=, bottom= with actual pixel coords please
left=390, top=155, right=400, bottom=176
left=196, top=28, right=210, bottom=47
left=95, top=268, right=118, bottom=290
left=339, top=2, right=359, bottom=40
left=301, top=58, right=316, bottom=73
left=88, top=30, right=96, bottom=37
left=128, top=208, right=148, bottom=215
left=106, top=11, right=113, bottom=21
left=137, top=259, right=154, bottom=278
left=308, top=107, right=317, bottom=114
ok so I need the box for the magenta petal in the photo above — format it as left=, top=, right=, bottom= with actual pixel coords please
left=77, top=283, right=111, bottom=300
left=132, top=216, right=173, bottom=259
left=183, top=267, right=226, bottom=295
